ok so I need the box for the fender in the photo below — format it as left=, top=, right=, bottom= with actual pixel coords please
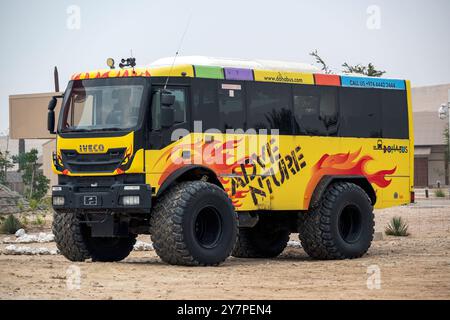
left=156, top=165, right=223, bottom=197
left=309, top=175, right=377, bottom=209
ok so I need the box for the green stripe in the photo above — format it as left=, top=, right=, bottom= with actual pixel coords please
left=194, top=65, right=224, bottom=79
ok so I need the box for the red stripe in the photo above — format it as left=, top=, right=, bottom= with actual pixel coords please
left=314, top=74, right=341, bottom=86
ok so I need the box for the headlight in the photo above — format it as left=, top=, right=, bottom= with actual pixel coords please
left=52, top=196, right=65, bottom=206
left=121, top=196, right=140, bottom=206
left=52, top=186, right=62, bottom=192
left=124, top=185, right=140, bottom=191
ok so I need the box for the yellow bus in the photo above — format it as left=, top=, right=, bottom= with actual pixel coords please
left=48, top=57, right=414, bottom=265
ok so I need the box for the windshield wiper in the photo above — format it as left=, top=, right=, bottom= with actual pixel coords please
left=62, top=127, right=126, bottom=133
left=95, top=127, right=125, bottom=132
left=64, top=128, right=90, bottom=133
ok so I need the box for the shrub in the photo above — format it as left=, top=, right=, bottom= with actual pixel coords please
left=434, top=189, right=446, bottom=198
left=20, top=215, right=29, bottom=227
left=32, top=214, right=45, bottom=227
left=29, top=199, right=39, bottom=210
left=39, top=197, right=52, bottom=210
left=385, top=216, right=410, bottom=237
left=17, top=201, right=24, bottom=211
left=0, top=214, right=23, bottom=234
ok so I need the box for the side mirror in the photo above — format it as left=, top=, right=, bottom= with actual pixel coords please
left=161, top=93, right=175, bottom=106
left=161, top=107, right=175, bottom=128
left=47, top=97, right=58, bottom=134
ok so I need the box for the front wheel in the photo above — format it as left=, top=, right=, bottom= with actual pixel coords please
left=52, top=211, right=136, bottom=262
left=298, top=182, right=374, bottom=260
left=150, top=181, right=238, bottom=266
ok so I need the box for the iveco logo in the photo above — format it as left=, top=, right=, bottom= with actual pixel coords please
left=79, top=144, right=105, bottom=153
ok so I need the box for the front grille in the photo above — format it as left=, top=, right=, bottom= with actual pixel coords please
left=61, top=148, right=126, bottom=173
left=58, top=174, right=145, bottom=186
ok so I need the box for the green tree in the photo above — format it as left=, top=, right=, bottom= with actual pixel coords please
left=0, top=151, right=13, bottom=185
left=310, top=50, right=386, bottom=77
left=310, top=50, right=332, bottom=74
left=342, top=62, right=386, bottom=77
left=12, top=149, right=49, bottom=200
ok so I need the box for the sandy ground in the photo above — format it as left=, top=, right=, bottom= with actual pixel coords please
left=1, top=203, right=449, bottom=300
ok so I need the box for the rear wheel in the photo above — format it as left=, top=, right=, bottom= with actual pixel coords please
left=298, top=182, right=374, bottom=260
left=232, top=221, right=290, bottom=258
left=53, top=211, right=136, bottom=262
left=86, top=236, right=136, bottom=262
left=150, top=181, right=238, bottom=266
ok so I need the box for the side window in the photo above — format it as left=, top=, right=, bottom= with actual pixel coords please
left=218, top=83, right=245, bottom=131
left=293, top=86, right=338, bottom=136
left=151, top=87, right=187, bottom=131
left=339, top=87, right=382, bottom=138
left=247, top=82, right=293, bottom=134
left=166, top=88, right=187, bottom=124
left=151, top=91, right=161, bottom=130
left=192, top=79, right=219, bottom=131
left=381, top=90, right=409, bottom=139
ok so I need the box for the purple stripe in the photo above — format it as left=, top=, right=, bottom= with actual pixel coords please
left=224, top=68, right=254, bottom=81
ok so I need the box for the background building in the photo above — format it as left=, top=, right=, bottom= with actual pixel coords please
left=412, top=84, right=450, bottom=187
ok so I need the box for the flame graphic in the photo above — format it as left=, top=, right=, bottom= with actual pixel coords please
left=71, top=69, right=152, bottom=80
left=305, top=148, right=396, bottom=206
left=116, top=146, right=133, bottom=174
left=157, top=139, right=250, bottom=207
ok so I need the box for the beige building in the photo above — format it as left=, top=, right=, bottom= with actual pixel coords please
left=7, top=84, right=450, bottom=190
left=412, top=84, right=450, bottom=187
left=8, top=92, right=61, bottom=193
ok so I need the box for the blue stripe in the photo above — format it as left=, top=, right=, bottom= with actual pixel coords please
left=341, top=76, right=405, bottom=90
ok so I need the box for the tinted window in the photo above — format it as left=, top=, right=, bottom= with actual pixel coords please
left=293, top=86, right=338, bottom=136
left=218, top=82, right=245, bottom=131
left=381, top=90, right=409, bottom=139
left=247, top=82, right=293, bottom=134
left=151, top=87, right=186, bottom=130
left=339, top=87, right=382, bottom=138
left=166, top=88, right=187, bottom=124
left=192, top=79, right=219, bottom=131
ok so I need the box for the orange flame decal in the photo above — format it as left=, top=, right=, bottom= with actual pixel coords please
left=305, top=148, right=396, bottom=206
left=157, top=139, right=250, bottom=207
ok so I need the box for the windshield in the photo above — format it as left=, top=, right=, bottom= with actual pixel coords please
left=60, top=78, right=146, bottom=132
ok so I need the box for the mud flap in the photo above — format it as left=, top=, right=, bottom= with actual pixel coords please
left=88, top=213, right=129, bottom=238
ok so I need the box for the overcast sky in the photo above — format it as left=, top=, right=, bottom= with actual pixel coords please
left=1, top=0, right=449, bottom=132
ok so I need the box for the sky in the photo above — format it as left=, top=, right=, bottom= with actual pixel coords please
left=1, top=0, right=449, bottom=132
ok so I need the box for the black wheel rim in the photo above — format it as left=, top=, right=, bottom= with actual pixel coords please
left=194, top=206, right=223, bottom=249
left=338, top=204, right=363, bottom=244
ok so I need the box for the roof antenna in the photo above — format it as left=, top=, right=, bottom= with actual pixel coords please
left=164, top=13, right=192, bottom=90
left=130, top=49, right=135, bottom=73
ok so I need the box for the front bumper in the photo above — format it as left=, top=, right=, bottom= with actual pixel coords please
left=52, top=183, right=152, bottom=213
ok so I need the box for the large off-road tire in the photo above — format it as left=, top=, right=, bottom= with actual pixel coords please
left=85, top=235, right=136, bottom=262
left=53, top=211, right=136, bottom=262
left=53, top=211, right=90, bottom=262
left=150, top=181, right=238, bottom=266
left=232, top=222, right=290, bottom=258
left=298, top=182, right=374, bottom=260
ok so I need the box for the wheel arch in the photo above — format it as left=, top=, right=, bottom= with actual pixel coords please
left=156, top=165, right=223, bottom=197
left=309, top=175, right=377, bottom=209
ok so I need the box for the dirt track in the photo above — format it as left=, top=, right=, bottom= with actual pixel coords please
left=1, top=204, right=449, bottom=300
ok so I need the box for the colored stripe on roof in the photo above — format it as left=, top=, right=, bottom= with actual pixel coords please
left=314, top=74, right=341, bottom=86
left=253, top=70, right=314, bottom=85
left=194, top=65, right=224, bottom=79
left=224, top=68, right=254, bottom=81
left=341, top=76, right=405, bottom=90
